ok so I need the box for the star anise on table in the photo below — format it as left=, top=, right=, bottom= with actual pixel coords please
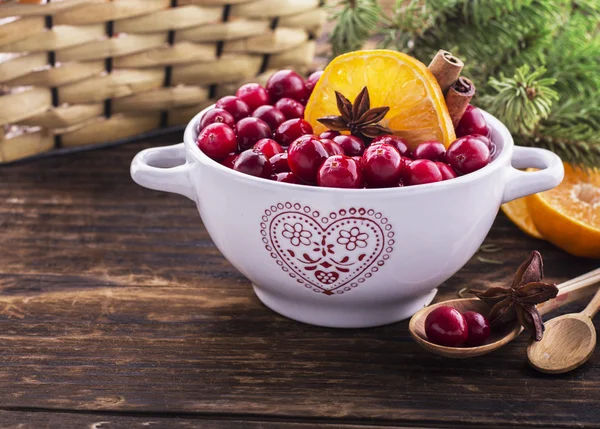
left=317, top=86, right=392, bottom=140
left=469, top=251, right=559, bottom=341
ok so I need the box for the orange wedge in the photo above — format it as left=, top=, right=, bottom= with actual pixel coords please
left=525, top=163, right=600, bottom=258
left=501, top=198, right=544, bottom=240
left=304, top=49, right=456, bottom=150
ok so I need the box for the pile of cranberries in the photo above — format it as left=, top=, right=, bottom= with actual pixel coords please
left=425, top=306, right=491, bottom=347
left=196, top=69, right=494, bottom=188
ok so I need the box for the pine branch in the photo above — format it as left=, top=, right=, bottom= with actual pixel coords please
left=328, top=0, right=382, bottom=57
left=482, top=66, right=558, bottom=136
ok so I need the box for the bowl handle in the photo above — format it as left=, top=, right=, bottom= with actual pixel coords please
left=501, top=145, right=564, bottom=204
left=130, top=143, right=196, bottom=202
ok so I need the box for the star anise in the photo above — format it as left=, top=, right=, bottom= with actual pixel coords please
left=468, top=251, right=558, bottom=341
left=317, top=87, right=392, bottom=140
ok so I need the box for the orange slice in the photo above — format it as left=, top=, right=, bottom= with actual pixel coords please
left=304, top=49, right=456, bottom=150
left=525, top=163, right=600, bottom=258
left=501, top=198, right=544, bottom=240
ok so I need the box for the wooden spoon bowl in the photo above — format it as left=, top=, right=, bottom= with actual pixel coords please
left=409, top=297, right=521, bottom=358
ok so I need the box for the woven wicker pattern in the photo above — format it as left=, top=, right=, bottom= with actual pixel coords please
left=0, top=0, right=325, bottom=163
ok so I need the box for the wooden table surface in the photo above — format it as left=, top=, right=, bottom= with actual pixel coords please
left=1, top=134, right=599, bottom=429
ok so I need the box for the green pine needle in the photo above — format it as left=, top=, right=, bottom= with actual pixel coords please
left=328, top=0, right=382, bottom=57
left=483, top=66, right=559, bottom=136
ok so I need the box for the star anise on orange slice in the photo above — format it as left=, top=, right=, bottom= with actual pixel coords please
left=469, top=251, right=558, bottom=341
left=317, top=87, right=392, bottom=140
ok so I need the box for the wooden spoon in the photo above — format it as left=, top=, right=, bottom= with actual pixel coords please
left=409, top=267, right=600, bottom=358
left=527, top=286, right=600, bottom=374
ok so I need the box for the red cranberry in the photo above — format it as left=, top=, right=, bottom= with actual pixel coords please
left=404, top=159, right=443, bottom=185
left=361, top=143, right=402, bottom=188
left=222, top=153, right=238, bottom=169
left=320, top=139, right=345, bottom=156
left=370, top=135, right=411, bottom=157
left=266, top=70, right=308, bottom=103
left=197, top=123, right=237, bottom=161
left=274, top=172, right=301, bottom=184
left=199, top=108, right=235, bottom=131
left=462, top=311, right=491, bottom=347
left=317, top=155, right=363, bottom=189
left=253, top=138, right=283, bottom=159
left=413, top=141, right=446, bottom=162
left=425, top=306, right=469, bottom=347
left=252, top=105, right=286, bottom=131
left=233, top=149, right=272, bottom=178
left=275, top=97, right=305, bottom=120
left=235, top=83, right=269, bottom=112
left=215, top=96, right=250, bottom=122
left=274, top=118, right=313, bottom=147
left=287, top=135, right=329, bottom=183
left=320, top=130, right=340, bottom=139
left=235, top=117, right=272, bottom=151
left=446, top=136, right=491, bottom=175
left=456, top=105, right=490, bottom=138
left=306, top=70, right=323, bottom=95
left=473, top=134, right=497, bottom=157
left=333, top=135, right=365, bottom=157
left=352, top=156, right=363, bottom=166
left=269, top=152, right=290, bottom=173
left=434, top=162, right=457, bottom=180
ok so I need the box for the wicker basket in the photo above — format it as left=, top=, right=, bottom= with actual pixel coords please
left=0, top=0, right=325, bottom=163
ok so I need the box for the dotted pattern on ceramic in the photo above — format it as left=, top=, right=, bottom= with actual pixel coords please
left=261, top=203, right=394, bottom=295
left=0, top=0, right=325, bottom=163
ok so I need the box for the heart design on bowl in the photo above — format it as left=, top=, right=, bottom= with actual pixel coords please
left=260, top=203, right=394, bottom=295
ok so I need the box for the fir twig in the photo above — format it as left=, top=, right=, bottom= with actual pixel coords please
left=328, top=0, right=382, bottom=57
left=482, top=66, right=559, bottom=136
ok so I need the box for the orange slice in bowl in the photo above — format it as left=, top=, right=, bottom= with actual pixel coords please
left=304, top=49, right=456, bottom=150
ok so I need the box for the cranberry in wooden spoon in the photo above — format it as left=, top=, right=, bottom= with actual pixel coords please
left=425, top=306, right=469, bottom=347
left=463, top=311, right=491, bottom=347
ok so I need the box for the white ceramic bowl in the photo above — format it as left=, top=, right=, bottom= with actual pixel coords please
left=131, top=107, right=563, bottom=328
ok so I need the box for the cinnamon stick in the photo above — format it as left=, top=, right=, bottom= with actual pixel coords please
left=446, top=77, right=475, bottom=127
left=428, top=50, right=464, bottom=94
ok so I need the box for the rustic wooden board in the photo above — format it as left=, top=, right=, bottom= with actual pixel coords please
left=0, top=135, right=598, bottom=428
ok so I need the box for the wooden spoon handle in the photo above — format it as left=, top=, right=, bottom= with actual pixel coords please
left=582, top=287, right=600, bottom=319
left=538, top=267, right=600, bottom=316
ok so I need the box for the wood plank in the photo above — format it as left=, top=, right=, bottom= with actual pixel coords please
left=0, top=411, right=436, bottom=429
left=0, top=135, right=598, bottom=428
